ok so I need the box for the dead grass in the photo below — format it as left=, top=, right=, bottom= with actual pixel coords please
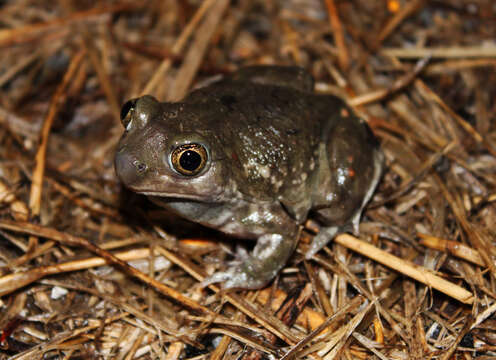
left=0, top=0, right=496, bottom=359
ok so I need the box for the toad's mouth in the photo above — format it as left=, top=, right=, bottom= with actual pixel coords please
left=146, top=195, right=218, bottom=206
left=130, top=189, right=223, bottom=204
left=141, top=191, right=206, bottom=201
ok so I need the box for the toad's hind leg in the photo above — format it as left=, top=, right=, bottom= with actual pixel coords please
left=203, top=232, right=298, bottom=289
left=305, top=226, right=339, bottom=259
left=306, top=147, right=383, bottom=259
left=305, top=221, right=358, bottom=259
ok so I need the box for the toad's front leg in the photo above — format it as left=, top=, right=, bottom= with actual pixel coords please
left=203, top=229, right=299, bottom=289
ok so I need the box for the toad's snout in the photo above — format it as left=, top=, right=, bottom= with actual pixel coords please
left=114, top=150, right=147, bottom=187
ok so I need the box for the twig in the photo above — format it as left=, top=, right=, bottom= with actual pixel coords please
left=0, top=248, right=153, bottom=296
left=280, top=296, right=364, bottom=360
left=375, top=0, right=426, bottom=47
left=418, top=233, right=485, bottom=267
left=332, top=234, right=474, bottom=304
left=318, top=301, right=374, bottom=358
left=0, top=179, right=29, bottom=221
left=29, top=50, right=85, bottom=216
left=425, top=59, right=496, bottom=74
left=352, top=332, right=389, bottom=360
left=9, top=312, right=136, bottom=360
left=348, top=56, right=430, bottom=106
left=155, top=246, right=301, bottom=346
left=166, top=0, right=230, bottom=101
left=435, top=176, right=496, bottom=282
left=439, top=317, right=474, bottom=360
left=415, top=79, right=496, bottom=157
left=0, top=2, right=138, bottom=47
left=141, top=0, right=217, bottom=96
left=382, top=46, right=496, bottom=59
left=325, top=0, right=349, bottom=71
left=0, top=220, right=213, bottom=316
left=83, top=33, right=121, bottom=124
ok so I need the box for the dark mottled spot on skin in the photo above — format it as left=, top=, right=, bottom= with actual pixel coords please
left=220, top=95, right=237, bottom=111
left=271, top=88, right=290, bottom=106
left=262, top=103, right=273, bottom=113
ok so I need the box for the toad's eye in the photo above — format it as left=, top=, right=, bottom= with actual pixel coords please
left=170, top=144, right=208, bottom=176
left=120, top=99, right=136, bottom=129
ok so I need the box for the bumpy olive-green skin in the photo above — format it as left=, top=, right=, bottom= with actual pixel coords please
left=115, top=66, right=383, bottom=289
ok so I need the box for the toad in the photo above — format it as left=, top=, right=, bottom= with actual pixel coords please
left=115, top=66, right=383, bottom=289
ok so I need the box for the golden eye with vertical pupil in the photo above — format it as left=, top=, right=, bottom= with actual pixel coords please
left=170, top=144, right=208, bottom=176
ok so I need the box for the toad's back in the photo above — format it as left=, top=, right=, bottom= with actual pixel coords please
left=182, top=74, right=381, bottom=224
left=181, top=78, right=344, bottom=196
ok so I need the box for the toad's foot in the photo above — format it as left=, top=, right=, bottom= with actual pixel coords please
left=305, top=223, right=358, bottom=259
left=305, top=226, right=339, bottom=259
left=202, top=233, right=297, bottom=289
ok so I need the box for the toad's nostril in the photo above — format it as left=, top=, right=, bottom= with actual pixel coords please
left=115, top=152, right=143, bottom=186
left=133, top=160, right=147, bottom=173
